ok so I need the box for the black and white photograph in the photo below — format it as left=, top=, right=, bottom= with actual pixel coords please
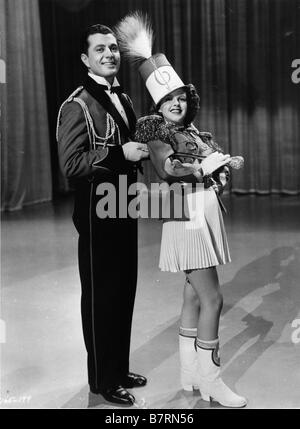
left=1, top=0, right=300, bottom=412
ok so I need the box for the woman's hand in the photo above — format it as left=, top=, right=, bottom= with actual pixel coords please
left=173, top=159, right=203, bottom=181
left=172, top=159, right=199, bottom=171
left=200, top=152, right=230, bottom=176
left=164, top=158, right=201, bottom=177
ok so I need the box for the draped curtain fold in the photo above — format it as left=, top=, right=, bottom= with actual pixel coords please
left=1, top=0, right=52, bottom=211
left=225, top=0, right=300, bottom=193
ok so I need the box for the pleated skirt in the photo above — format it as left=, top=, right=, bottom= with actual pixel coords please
left=159, top=188, right=231, bottom=272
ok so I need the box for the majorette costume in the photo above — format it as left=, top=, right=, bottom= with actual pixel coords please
left=115, top=12, right=247, bottom=407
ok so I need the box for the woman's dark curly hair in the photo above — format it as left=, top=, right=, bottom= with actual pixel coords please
left=154, top=83, right=200, bottom=126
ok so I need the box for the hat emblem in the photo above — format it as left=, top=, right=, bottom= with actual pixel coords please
left=149, top=57, right=171, bottom=87
left=154, top=68, right=171, bottom=87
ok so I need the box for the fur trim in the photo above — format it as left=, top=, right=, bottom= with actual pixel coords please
left=134, top=115, right=216, bottom=148
left=134, top=115, right=244, bottom=169
left=134, top=115, right=174, bottom=145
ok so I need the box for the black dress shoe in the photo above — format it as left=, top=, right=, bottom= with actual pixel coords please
left=95, top=385, right=135, bottom=406
left=122, top=372, right=147, bottom=388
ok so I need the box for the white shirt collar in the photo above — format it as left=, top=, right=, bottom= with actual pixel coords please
left=88, top=72, right=120, bottom=89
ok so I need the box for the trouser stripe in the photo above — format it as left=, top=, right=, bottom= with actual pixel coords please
left=89, top=183, right=98, bottom=388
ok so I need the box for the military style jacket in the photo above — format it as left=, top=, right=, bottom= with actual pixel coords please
left=56, top=75, right=137, bottom=186
left=56, top=76, right=137, bottom=234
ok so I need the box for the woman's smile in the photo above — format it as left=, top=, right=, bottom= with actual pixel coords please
left=158, top=88, right=188, bottom=125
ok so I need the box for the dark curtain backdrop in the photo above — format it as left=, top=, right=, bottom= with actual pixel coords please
left=1, top=0, right=52, bottom=211
left=39, top=0, right=300, bottom=196
left=3, top=0, right=295, bottom=205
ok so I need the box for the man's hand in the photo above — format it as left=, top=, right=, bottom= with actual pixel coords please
left=122, top=142, right=149, bottom=162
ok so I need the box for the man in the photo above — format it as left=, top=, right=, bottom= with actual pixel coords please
left=56, top=24, right=148, bottom=406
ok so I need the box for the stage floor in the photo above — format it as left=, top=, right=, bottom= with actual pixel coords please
left=1, top=194, right=300, bottom=409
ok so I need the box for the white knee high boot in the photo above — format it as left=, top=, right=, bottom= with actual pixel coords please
left=179, top=327, right=197, bottom=391
left=196, top=338, right=247, bottom=408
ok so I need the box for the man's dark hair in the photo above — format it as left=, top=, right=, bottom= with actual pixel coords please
left=80, top=24, right=117, bottom=55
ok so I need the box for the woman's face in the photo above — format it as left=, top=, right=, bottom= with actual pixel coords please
left=158, top=88, right=187, bottom=125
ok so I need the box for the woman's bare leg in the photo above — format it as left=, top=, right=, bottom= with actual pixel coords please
left=180, top=279, right=200, bottom=328
left=185, top=267, right=223, bottom=340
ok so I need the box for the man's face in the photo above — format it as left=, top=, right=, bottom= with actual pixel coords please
left=81, top=33, right=120, bottom=81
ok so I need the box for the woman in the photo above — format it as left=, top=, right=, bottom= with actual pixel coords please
left=135, top=84, right=247, bottom=408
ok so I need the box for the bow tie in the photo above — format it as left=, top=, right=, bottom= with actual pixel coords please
left=97, top=83, right=123, bottom=95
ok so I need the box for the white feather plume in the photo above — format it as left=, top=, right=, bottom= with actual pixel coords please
left=115, top=11, right=154, bottom=63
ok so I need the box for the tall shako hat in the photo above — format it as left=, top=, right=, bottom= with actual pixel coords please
left=139, top=53, right=185, bottom=105
left=115, top=12, right=185, bottom=106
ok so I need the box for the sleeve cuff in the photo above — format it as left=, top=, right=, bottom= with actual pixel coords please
left=92, top=145, right=125, bottom=172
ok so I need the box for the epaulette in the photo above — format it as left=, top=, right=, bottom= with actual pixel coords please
left=56, top=86, right=84, bottom=141
left=67, top=86, right=84, bottom=102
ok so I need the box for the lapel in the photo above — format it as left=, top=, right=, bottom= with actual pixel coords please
left=84, top=75, right=136, bottom=139
left=118, top=93, right=137, bottom=134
